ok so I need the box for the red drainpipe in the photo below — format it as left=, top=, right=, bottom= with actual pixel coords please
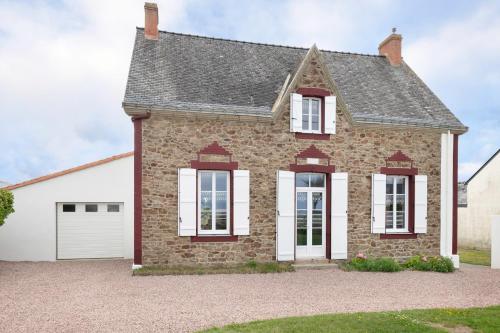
left=452, top=134, right=459, bottom=255
left=132, top=113, right=150, bottom=266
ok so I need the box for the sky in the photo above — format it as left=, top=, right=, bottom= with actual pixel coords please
left=0, top=0, right=499, bottom=184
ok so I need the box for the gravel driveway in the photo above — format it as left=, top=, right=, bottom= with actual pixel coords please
left=1, top=260, right=500, bottom=332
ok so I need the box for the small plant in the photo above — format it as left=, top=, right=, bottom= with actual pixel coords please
left=345, top=254, right=401, bottom=272
left=403, top=255, right=454, bottom=273
left=0, top=189, right=14, bottom=226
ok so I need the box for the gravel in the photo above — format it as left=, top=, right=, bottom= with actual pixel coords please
left=1, top=260, right=499, bottom=332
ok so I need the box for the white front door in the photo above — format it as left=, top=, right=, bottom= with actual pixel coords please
left=295, top=173, right=326, bottom=259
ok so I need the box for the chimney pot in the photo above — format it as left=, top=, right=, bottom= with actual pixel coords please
left=378, top=29, right=402, bottom=66
left=144, top=2, right=158, bottom=40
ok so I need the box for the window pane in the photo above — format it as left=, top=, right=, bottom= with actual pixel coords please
left=62, top=204, right=75, bottom=212
left=107, top=204, right=120, bottom=212
left=396, top=177, right=406, bottom=194
left=200, top=190, right=212, bottom=230
left=200, top=172, right=212, bottom=191
left=215, top=172, right=227, bottom=191
left=302, top=99, right=309, bottom=130
left=215, top=191, right=227, bottom=230
left=312, top=192, right=323, bottom=245
left=311, top=99, right=320, bottom=131
left=85, top=204, right=98, bottom=212
left=296, top=192, right=307, bottom=246
left=310, top=174, right=324, bottom=187
left=296, top=174, right=309, bottom=187
left=386, top=176, right=394, bottom=194
left=396, top=212, right=405, bottom=229
left=385, top=195, right=393, bottom=229
left=396, top=194, right=406, bottom=229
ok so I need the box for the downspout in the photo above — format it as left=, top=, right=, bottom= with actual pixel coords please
left=132, top=112, right=151, bottom=269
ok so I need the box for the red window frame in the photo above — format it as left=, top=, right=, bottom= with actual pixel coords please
left=295, top=87, right=331, bottom=141
left=190, top=142, right=238, bottom=242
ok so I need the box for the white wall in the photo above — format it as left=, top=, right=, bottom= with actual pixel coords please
left=492, top=215, right=500, bottom=269
left=458, top=153, right=500, bottom=249
left=0, top=156, right=133, bottom=261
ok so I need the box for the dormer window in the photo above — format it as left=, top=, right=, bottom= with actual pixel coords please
left=301, top=97, right=321, bottom=133
left=290, top=89, right=336, bottom=138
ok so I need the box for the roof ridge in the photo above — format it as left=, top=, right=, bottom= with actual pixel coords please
left=4, top=152, right=134, bottom=191
left=135, top=27, right=383, bottom=58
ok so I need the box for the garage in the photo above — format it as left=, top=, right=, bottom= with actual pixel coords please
left=57, top=202, right=125, bottom=259
left=0, top=152, right=133, bottom=261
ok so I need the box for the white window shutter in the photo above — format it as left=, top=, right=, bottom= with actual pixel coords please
left=290, top=93, right=302, bottom=132
left=331, top=172, right=348, bottom=259
left=178, top=168, right=197, bottom=236
left=324, top=95, right=337, bottom=134
left=233, top=170, right=250, bottom=236
left=276, top=170, right=295, bottom=261
left=371, top=173, right=386, bottom=234
left=414, top=175, right=428, bottom=233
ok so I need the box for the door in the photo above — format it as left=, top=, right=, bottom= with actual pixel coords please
left=295, top=173, right=326, bottom=259
left=57, top=202, right=124, bottom=259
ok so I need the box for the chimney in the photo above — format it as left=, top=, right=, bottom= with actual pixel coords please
left=144, top=2, right=158, bottom=40
left=378, top=28, right=402, bottom=66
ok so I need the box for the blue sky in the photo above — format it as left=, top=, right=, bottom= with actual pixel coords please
left=0, top=0, right=499, bottom=184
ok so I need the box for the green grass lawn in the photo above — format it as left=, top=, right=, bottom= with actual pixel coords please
left=200, top=305, right=500, bottom=333
left=459, top=248, right=491, bottom=266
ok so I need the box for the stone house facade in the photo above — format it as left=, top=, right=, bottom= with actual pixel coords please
left=123, top=3, right=467, bottom=267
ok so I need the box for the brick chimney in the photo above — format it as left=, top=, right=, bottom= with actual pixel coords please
left=144, top=2, right=158, bottom=40
left=378, top=28, right=402, bottom=66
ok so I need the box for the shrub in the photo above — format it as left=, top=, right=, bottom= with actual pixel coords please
left=0, top=189, right=15, bottom=226
left=404, top=255, right=454, bottom=273
left=345, top=255, right=402, bottom=272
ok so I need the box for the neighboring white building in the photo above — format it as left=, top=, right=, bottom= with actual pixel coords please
left=458, top=149, right=500, bottom=249
left=0, top=152, right=134, bottom=261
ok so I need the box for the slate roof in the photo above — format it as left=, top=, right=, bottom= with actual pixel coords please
left=124, top=28, right=466, bottom=131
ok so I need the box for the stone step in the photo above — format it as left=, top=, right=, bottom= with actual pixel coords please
left=292, top=260, right=339, bottom=271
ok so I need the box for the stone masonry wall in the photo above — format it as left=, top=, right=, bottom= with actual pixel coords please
left=140, top=54, right=442, bottom=265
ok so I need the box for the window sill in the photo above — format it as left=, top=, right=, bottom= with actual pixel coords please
left=380, top=233, right=417, bottom=239
left=191, top=235, right=238, bottom=242
left=295, top=133, right=331, bottom=140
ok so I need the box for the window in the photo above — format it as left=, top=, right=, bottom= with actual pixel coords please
left=62, top=204, right=76, bottom=212
left=198, top=171, right=230, bottom=235
left=301, top=97, right=321, bottom=133
left=85, top=204, right=98, bottom=212
left=296, top=173, right=325, bottom=187
left=385, top=176, right=408, bottom=232
left=107, top=204, right=120, bottom=212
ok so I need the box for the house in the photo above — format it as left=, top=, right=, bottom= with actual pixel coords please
left=123, top=3, right=467, bottom=268
left=0, top=152, right=134, bottom=261
left=458, top=149, right=500, bottom=249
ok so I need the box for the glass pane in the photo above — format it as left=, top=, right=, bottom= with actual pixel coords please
left=396, top=194, right=405, bottom=212
left=385, top=195, right=393, bottom=229
left=63, top=204, right=75, bottom=212
left=296, top=192, right=307, bottom=246
left=215, top=172, right=227, bottom=191
left=297, top=228, right=307, bottom=246
left=396, top=177, right=406, bottom=194
left=386, top=176, right=394, bottom=194
left=302, top=99, right=309, bottom=130
left=200, top=191, right=212, bottom=230
left=396, top=212, right=405, bottom=229
left=311, top=99, right=320, bottom=131
left=312, top=192, right=323, bottom=245
left=312, top=229, right=322, bottom=246
left=107, top=204, right=119, bottom=212
left=215, top=191, right=227, bottom=230
left=200, top=172, right=212, bottom=191
left=85, top=204, right=98, bottom=212
left=296, top=174, right=309, bottom=187
left=310, top=174, right=324, bottom=187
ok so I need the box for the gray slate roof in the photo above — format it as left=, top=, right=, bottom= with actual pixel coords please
left=124, top=28, right=466, bottom=131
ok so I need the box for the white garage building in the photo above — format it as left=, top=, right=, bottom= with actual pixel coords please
left=0, top=152, right=134, bottom=261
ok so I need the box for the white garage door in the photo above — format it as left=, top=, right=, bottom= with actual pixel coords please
left=57, top=202, right=124, bottom=259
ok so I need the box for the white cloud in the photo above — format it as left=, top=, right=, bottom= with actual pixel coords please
left=0, top=0, right=188, bottom=182
left=459, top=162, right=481, bottom=181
